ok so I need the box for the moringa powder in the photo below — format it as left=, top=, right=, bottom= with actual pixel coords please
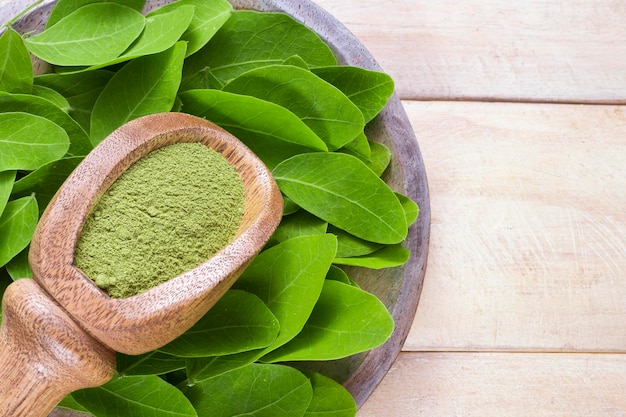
left=74, top=142, right=245, bottom=298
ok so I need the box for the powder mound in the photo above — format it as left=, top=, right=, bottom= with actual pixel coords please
left=74, top=142, right=245, bottom=298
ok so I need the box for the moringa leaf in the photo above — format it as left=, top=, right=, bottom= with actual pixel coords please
left=396, top=192, right=419, bottom=226
left=223, top=64, right=364, bottom=151
left=30, top=85, right=71, bottom=112
left=368, top=140, right=392, bottom=176
left=45, top=0, right=146, bottom=28
left=34, top=70, right=114, bottom=132
left=301, top=370, right=357, bottom=417
left=56, top=395, right=90, bottom=413
left=339, top=131, right=371, bottom=161
left=185, top=349, right=263, bottom=384
left=0, top=28, right=33, bottom=94
left=90, top=41, right=187, bottom=145
left=0, top=170, right=15, bottom=216
left=283, top=55, right=310, bottom=70
left=5, top=248, right=32, bottom=280
left=128, top=5, right=194, bottom=58
left=73, top=375, right=197, bottom=417
left=233, top=234, right=337, bottom=354
left=183, top=363, right=312, bottom=417
left=82, top=4, right=195, bottom=71
left=10, top=156, right=83, bottom=214
left=180, top=89, right=327, bottom=169
left=328, top=225, right=383, bottom=258
left=117, top=351, right=186, bottom=377
left=0, top=112, right=69, bottom=172
left=159, top=290, right=279, bottom=357
left=0, top=92, right=91, bottom=156
left=312, top=65, right=395, bottom=123
left=333, top=243, right=410, bottom=269
left=271, top=210, right=328, bottom=243
left=273, top=152, right=407, bottom=244
left=181, top=10, right=336, bottom=89
left=25, top=3, right=146, bottom=67
left=282, top=195, right=300, bottom=216
left=262, top=279, right=394, bottom=362
left=325, top=265, right=359, bottom=288
left=150, top=0, right=232, bottom=57
left=0, top=196, right=38, bottom=268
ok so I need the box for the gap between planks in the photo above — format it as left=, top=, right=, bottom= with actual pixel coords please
left=314, top=0, right=626, bottom=103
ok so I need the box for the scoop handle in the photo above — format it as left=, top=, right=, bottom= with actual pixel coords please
left=0, top=278, right=116, bottom=417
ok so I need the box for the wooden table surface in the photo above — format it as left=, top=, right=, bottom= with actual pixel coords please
left=311, top=1, right=626, bottom=416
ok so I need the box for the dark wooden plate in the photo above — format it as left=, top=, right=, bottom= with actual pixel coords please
left=3, top=0, right=430, bottom=411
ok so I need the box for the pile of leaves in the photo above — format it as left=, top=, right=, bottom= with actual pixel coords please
left=0, top=1, right=418, bottom=416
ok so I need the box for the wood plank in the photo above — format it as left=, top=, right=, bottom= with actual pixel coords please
left=357, top=351, right=626, bottom=417
left=314, top=0, right=626, bottom=103
left=402, top=101, right=626, bottom=352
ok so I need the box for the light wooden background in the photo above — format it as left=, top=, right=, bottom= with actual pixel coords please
left=311, top=1, right=626, bottom=416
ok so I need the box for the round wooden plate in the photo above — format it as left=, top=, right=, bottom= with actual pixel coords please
left=2, top=0, right=431, bottom=412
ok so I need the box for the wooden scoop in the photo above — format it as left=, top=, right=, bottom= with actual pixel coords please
left=0, top=113, right=283, bottom=417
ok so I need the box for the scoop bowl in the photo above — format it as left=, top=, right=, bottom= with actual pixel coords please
left=0, top=112, right=283, bottom=417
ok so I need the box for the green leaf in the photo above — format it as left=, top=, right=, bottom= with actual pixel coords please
left=233, top=234, right=337, bottom=354
left=0, top=170, right=15, bottom=215
left=273, top=152, right=407, bottom=244
left=117, top=351, right=186, bottom=376
left=282, top=195, right=300, bottom=216
left=185, top=349, right=262, bottom=384
left=0, top=28, right=33, bottom=94
left=11, top=156, right=82, bottom=214
left=46, top=0, right=146, bottom=28
left=396, top=192, right=419, bottom=226
left=159, top=290, right=279, bottom=357
left=183, top=363, right=312, bottom=417
left=90, top=41, right=187, bottom=145
left=34, top=70, right=114, bottom=132
left=262, top=279, right=394, bottom=362
left=340, top=131, right=371, bottom=161
left=368, top=140, right=391, bottom=177
left=328, top=225, right=383, bottom=258
left=181, top=10, right=336, bottom=90
left=224, top=64, right=364, bottom=151
left=84, top=4, right=195, bottom=70
left=0, top=196, right=38, bottom=268
left=0, top=112, right=69, bottom=172
left=334, top=243, right=410, bottom=269
left=73, top=375, right=197, bottom=417
left=57, top=395, right=91, bottom=413
left=301, top=370, right=357, bottom=417
left=180, top=89, right=327, bottom=169
left=151, top=0, right=232, bottom=57
left=325, top=265, right=359, bottom=288
left=30, top=85, right=71, bottom=112
left=271, top=210, right=328, bottom=243
left=5, top=248, right=32, bottom=280
left=25, top=3, right=146, bottom=67
left=0, top=91, right=92, bottom=156
left=312, top=66, right=395, bottom=123
left=283, top=55, right=310, bottom=70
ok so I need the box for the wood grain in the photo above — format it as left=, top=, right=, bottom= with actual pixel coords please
left=357, top=351, right=626, bottom=417
left=314, top=0, right=626, bottom=103
left=402, top=100, right=626, bottom=352
left=0, top=279, right=115, bottom=417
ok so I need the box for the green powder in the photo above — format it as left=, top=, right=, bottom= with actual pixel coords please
left=74, top=142, right=245, bottom=298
